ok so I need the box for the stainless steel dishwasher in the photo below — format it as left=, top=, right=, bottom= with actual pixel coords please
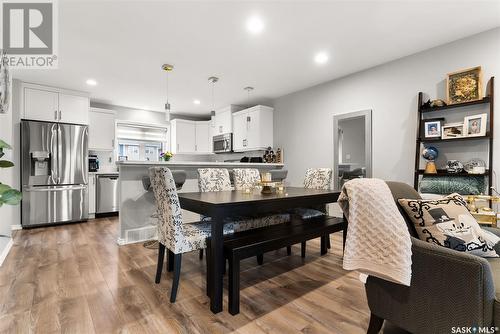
left=96, top=174, right=119, bottom=214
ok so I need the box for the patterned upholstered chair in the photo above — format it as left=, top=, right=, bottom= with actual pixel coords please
left=294, top=168, right=333, bottom=256
left=198, top=168, right=290, bottom=262
left=149, top=167, right=233, bottom=302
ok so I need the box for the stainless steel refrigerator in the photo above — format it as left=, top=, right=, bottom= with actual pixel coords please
left=21, top=120, right=89, bottom=227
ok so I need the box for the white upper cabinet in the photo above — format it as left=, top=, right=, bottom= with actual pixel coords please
left=195, top=121, right=211, bottom=153
left=89, top=108, right=116, bottom=151
left=232, top=105, right=274, bottom=152
left=171, top=119, right=213, bottom=154
left=171, top=119, right=196, bottom=153
left=24, top=88, right=59, bottom=122
left=59, top=93, right=89, bottom=125
left=22, top=82, right=89, bottom=125
left=214, top=105, right=244, bottom=135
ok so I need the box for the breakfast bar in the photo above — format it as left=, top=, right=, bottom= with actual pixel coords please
left=116, top=161, right=285, bottom=245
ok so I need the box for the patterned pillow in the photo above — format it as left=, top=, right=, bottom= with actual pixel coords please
left=398, top=193, right=499, bottom=257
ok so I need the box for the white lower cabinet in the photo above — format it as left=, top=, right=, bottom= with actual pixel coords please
left=88, top=174, right=96, bottom=216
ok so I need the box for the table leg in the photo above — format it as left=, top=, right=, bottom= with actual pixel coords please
left=209, top=214, right=224, bottom=313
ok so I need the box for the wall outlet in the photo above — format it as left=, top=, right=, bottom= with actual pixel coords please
left=346, top=153, right=351, bottom=160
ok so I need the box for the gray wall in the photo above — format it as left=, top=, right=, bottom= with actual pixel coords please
left=273, top=28, right=500, bottom=187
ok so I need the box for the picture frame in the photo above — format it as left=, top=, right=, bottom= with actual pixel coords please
left=446, top=66, right=483, bottom=105
left=423, top=119, right=443, bottom=138
left=442, top=123, right=464, bottom=139
left=464, top=113, right=487, bottom=137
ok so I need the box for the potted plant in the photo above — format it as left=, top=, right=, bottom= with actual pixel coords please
left=0, top=140, right=21, bottom=207
left=159, top=151, right=173, bottom=162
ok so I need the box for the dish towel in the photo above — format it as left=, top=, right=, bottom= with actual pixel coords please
left=338, top=178, right=412, bottom=286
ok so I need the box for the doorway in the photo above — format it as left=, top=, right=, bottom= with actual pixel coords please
left=333, top=110, right=372, bottom=191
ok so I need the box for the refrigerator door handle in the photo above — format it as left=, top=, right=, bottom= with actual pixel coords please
left=24, top=185, right=87, bottom=192
left=50, top=123, right=58, bottom=184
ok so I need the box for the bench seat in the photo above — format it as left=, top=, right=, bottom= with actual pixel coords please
left=222, top=215, right=346, bottom=315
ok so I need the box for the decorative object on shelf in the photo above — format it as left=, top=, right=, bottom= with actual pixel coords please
left=446, top=160, right=464, bottom=173
left=276, top=148, right=282, bottom=163
left=208, top=76, right=219, bottom=128
left=447, top=66, right=483, bottom=105
left=0, top=52, right=10, bottom=114
left=0, top=139, right=22, bottom=207
left=423, top=119, right=443, bottom=138
left=464, top=113, right=487, bottom=137
left=421, top=99, right=432, bottom=109
left=430, top=99, right=447, bottom=108
left=465, top=195, right=500, bottom=227
left=420, top=175, right=485, bottom=195
left=464, top=158, right=486, bottom=174
left=422, top=146, right=438, bottom=174
left=159, top=151, right=173, bottom=161
left=441, top=123, right=464, bottom=139
left=162, top=63, right=174, bottom=122
left=263, top=146, right=276, bottom=163
left=420, top=117, right=444, bottom=138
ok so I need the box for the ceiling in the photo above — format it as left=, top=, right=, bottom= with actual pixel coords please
left=12, top=1, right=500, bottom=116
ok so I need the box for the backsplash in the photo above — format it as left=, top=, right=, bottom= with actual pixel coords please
left=89, top=150, right=117, bottom=172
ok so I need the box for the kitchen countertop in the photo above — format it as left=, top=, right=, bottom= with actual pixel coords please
left=89, top=171, right=119, bottom=175
left=116, top=161, right=284, bottom=168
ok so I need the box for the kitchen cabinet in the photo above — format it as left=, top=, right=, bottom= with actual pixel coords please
left=214, top=105, right=244, bottom=135
left=171, top=119, right=213, bottom=154
left=22, top=83, right=89, bottom=125
left=89, top=108, right=116, bottom=150
left=88, top=174, right=96, bottom=216
left=232, top=105, right=274, bottom=152
left=195, top=121, right=211, bottom=153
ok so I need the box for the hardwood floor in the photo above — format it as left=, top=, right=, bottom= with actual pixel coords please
left=0, top=217, right=405, bottom=334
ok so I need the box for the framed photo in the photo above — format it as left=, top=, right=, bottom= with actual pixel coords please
left=423, top=120, right=442, bottom=138
left=464, top=113, right=487, bottom=137
left=442, top=123, right=464, bottom=139
left=446, top=66, right=483, bottom=105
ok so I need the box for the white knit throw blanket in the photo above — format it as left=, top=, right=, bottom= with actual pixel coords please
left=338, top=178, right=412, bottom=286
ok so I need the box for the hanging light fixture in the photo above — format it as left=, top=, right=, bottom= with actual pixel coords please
left=162, top=63, right=174, bottom=122
left=208, top=76, right=219, bottom=128
left=244, top=86, right=254, bottom=106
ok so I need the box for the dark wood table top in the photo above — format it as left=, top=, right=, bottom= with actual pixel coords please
left=178, top=187, right=339, bottom=214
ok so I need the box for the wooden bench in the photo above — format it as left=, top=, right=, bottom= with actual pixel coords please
left=219, top=216, right=346, bottom=315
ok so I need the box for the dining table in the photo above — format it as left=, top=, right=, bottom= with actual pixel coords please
left=178, top=186, right=341, bottom=314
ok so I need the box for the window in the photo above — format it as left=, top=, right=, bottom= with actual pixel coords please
left=116, top=123, right=168, bottom=161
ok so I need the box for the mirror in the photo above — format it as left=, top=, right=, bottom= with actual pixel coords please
left=333, top=109, right=372, bottom=191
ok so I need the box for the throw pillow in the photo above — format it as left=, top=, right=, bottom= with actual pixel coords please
left=398, top=193, right=499, bottom=257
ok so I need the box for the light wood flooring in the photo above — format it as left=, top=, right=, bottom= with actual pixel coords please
left=0, top=217, right=406, bottom=334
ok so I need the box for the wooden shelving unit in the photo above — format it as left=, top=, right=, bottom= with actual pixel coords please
left=414, top=76, right=495, bottom=194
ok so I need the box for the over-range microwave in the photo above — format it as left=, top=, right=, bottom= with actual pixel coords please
left=213, top=133, right=232, bottom=153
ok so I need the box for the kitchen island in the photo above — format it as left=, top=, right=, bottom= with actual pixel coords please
left=116, top=161, right=285, bottom=245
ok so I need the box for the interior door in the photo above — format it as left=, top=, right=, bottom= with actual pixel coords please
left=59, top=93, right=89, bottom=125
left=58, top=123, right=88, bottom=185
left=24, top=88, right=59, bottom=122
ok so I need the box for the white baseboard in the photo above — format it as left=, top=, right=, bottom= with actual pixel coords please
left=11, top=224, right=22, bottom=231
left=0, top=238, right=13, bottom=267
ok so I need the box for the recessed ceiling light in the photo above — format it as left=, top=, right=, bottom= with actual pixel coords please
left=246, top=15, right=264, bottom=34
left=86, top=79, right=97, bottom=86
left=314, top=52, right=329, bottom=65
left=193, top=99, right=201, bottom=105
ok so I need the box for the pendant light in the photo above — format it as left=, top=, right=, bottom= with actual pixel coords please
left=162, top=64, right=174, bottom=122
left=244, top=86, right=254, bottom=106
left=208, top=76, right=219, bottom=127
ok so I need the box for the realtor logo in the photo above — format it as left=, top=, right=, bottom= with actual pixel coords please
left=1, top=0, right=58, bottom=68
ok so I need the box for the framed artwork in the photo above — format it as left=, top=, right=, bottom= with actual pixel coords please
left=423, top=120, right=442, bottom=138
left=464, top=113, right=487, bottom=137
left=446, top=66, right=483, bottom=105
left=442, top=123, right=464, bottom=139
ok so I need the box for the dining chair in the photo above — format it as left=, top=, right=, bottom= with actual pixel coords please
left=149, top=167, right=234, bottom=302
left=198, top=168, right=290, bottom=263
left=297, top=168, right=333, bottom=256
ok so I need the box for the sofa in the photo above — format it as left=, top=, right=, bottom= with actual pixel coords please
left=364, top=181, right=500, bottom=334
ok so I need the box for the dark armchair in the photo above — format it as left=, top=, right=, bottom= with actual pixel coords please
left=364, top=181, right=500, bottom=334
